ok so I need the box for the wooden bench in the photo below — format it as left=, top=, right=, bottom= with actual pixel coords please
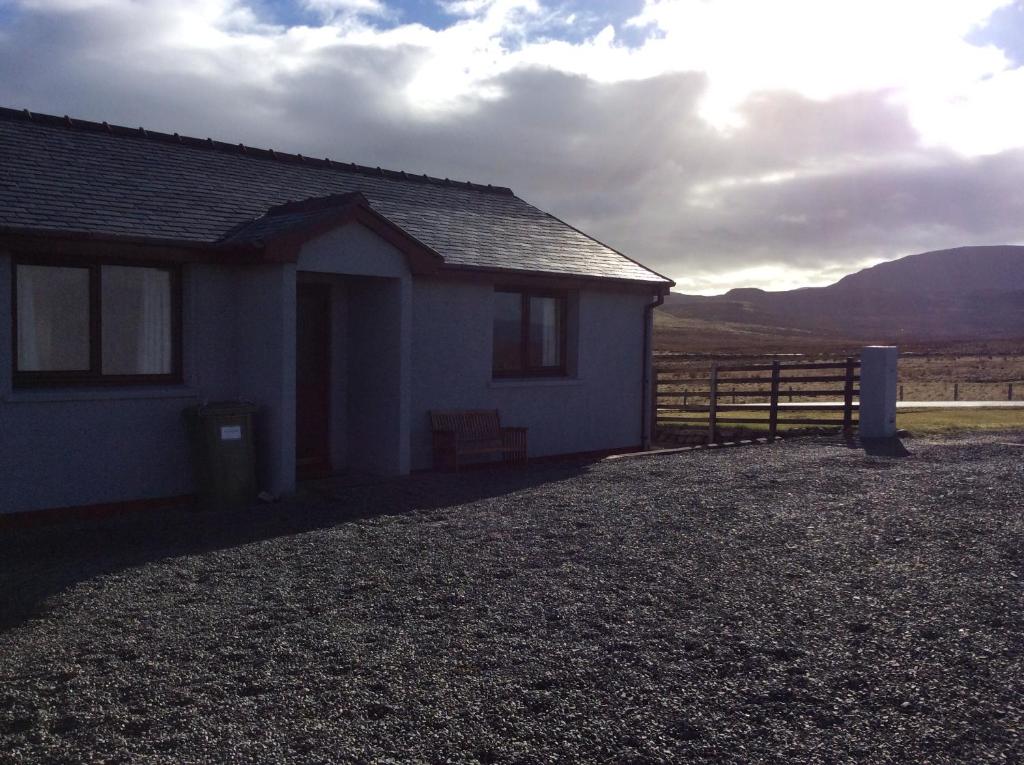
left=429, top=410, right=527, bottom=472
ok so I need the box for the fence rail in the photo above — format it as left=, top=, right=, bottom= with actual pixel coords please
left=654, top=357, right=859, bottom=444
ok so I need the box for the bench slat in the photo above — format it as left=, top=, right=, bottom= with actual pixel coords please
left=430, top=409, right=526, bottom=471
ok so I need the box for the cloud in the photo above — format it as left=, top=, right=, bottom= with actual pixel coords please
left=1, top=0, right=1024, bottom=293
left=304, top=0, right=384, bottom=11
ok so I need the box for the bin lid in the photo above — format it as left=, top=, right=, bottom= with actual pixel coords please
left=185, top=401, right=259, bottom=416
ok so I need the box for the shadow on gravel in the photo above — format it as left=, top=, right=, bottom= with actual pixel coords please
left=0, top=461, right=591, bottom=631
left=843, top=435, right=911, bottom=458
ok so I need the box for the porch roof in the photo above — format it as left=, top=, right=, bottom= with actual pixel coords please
left=0, top=108, right=672, bottom=288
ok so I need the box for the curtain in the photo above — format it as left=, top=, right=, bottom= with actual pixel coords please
left=16, top=266, right=40, bottom=370
left=539, top=297, right=560, bottom=367
left=137, top=268, right=171, bottom=373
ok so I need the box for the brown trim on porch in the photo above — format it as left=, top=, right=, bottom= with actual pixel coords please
left=254, top=202, right=444, bottom=275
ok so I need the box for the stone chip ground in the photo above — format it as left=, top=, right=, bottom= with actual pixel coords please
left=1, top=433, right=1022, bottom=763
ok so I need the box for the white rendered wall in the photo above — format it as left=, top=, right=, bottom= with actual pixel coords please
left=298, top=225, right=411, bottom=279
left=297, top=223, right=413, bottom=476
left=1, top=222, right=653, bottom=512
left=235, top=263, right=297, bottom=497
left=328, top=282, right=350, bottom=470
left=347, top=278, right=408, bottom=475
left=0, top=259, right=245, bottom=513
left=409, top=278, right=650, bottom=470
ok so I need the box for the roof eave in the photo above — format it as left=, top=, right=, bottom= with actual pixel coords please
left=0, top=224, right=671, bottom=292
left=0, top=226, right=262, bottom=263
left=435, top=263, right=673, bottom=293
left=0, top=199, right=447, bottom=275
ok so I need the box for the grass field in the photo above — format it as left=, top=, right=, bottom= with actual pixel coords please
left=657, top=407, right=1024, bottom=443
left=896, top=407, right=1024, bottom=435
left=658, top=409, right=849, bottom=433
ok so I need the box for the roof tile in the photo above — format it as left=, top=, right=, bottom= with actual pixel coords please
left=0, top=108, right=670, bottom=285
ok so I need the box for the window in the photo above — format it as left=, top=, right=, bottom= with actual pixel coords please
left=492, top=288, right=567, bottom=377
left=13, top=260, right=180, bottom=386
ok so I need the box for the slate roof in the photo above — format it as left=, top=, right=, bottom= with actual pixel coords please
left=0, top=108, right=671, bottom=286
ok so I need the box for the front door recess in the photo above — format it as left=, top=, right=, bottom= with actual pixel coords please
left=296, top=283, right=331, bottom=479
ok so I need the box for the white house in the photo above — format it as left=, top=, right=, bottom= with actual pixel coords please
left=0, top=107, right=672, bottom=518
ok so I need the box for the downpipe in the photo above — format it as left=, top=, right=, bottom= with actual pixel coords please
left=640, top=291, right=666, bottom=450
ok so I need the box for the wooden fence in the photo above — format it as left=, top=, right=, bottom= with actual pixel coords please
left=654, top=358, right=860, bottom=444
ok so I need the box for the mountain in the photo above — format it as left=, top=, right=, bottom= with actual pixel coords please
left=656, top=245, right=1024, bottom=352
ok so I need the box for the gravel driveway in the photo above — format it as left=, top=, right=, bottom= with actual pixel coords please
left=1, top=433, right=1022, bottom=763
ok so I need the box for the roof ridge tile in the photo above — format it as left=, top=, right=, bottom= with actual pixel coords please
left=0, top=105, right=515, bottom=195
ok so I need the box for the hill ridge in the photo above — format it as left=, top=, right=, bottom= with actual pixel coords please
left=657, top=245, right=1024, bottom=351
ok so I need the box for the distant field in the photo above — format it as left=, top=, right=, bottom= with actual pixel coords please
left=653, top=310, right=836, bottom=354
left=653, top=299, right=1024, bottom=358
left=897, top=354, right=1024, bottom=401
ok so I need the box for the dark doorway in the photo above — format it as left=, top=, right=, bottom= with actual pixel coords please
left=296, top=283, right=331, bottom=479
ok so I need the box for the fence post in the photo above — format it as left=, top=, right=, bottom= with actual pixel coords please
left=953, top=382, right=959, bottom=402
left=768, top=360, right=780, bottom=443
left=899, top=384, right=904, bottom=402
left=683, top=390, right=688, bottom=407
left=650, top=368, right=659, bottom=446
left=707, top=365, right=719, bottom=445
left=788, top=388, right=793, bottom=402
left=1010, top=383, right=1014, bottom=401
left=842, top=356, right=855, bottom=433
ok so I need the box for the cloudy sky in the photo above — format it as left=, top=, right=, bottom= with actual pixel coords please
left=2, top=0, right=1024, bottom=293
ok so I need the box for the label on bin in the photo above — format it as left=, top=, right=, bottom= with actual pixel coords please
left=220, top=425, right=242, bottom=441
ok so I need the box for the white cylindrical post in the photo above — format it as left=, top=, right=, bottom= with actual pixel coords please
left=859, top=346, right=899, bottom=438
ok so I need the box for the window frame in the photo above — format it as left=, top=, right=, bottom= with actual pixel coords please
left=11, top=256, right=183, bottom=388
left=492, top=287, right=568, bottom=379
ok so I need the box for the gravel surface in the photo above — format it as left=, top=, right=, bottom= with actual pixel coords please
left=1, top=432, right=1022, bottom=763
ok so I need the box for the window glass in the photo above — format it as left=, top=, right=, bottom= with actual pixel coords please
left=15, top=265, right=90, bottom=371
left=493, top=291, right=523, bottom=374
left=493, top=289, right=567, bottom=377
left=528, top=295, right=562, bottom=368
left=101, top=266, right=173, bottom=374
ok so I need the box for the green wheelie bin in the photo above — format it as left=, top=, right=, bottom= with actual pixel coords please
left=184, top=402, right=258, bottom=509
